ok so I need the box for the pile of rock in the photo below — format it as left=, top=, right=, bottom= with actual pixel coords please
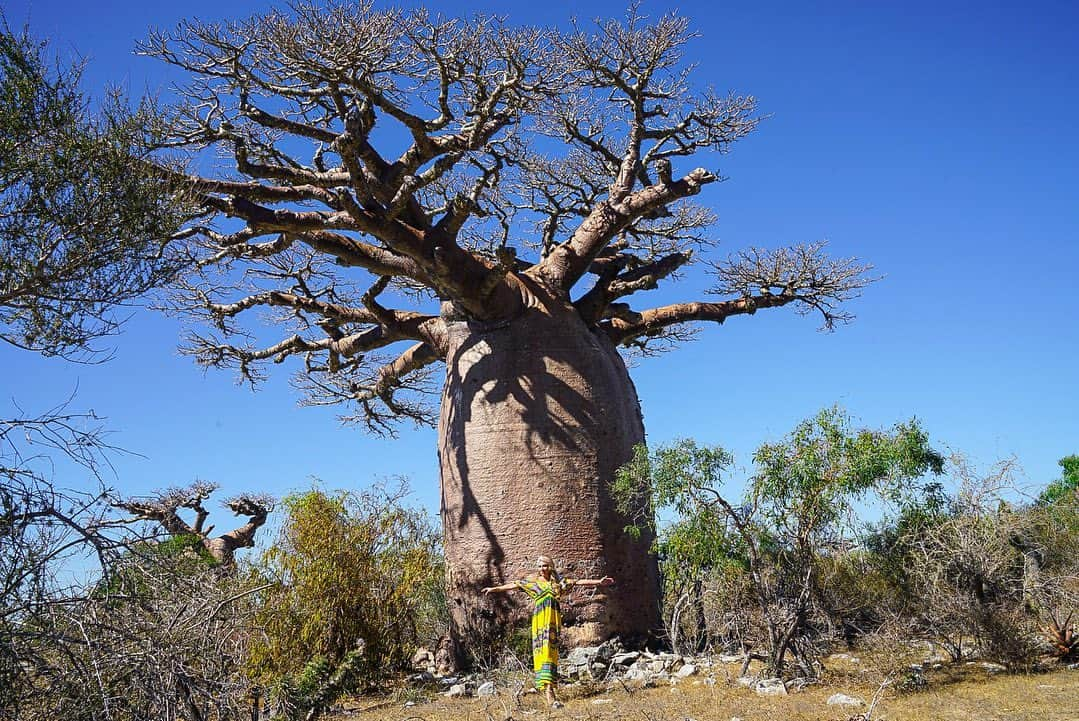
left=556, top=638, right=708, bottom=685
left=409, top=639, right=456, bottom=677
left=408, top=640, right=719, bottom=699
left=407, top=640, right=973, bottom=703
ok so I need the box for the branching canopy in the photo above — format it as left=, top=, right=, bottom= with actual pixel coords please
left=117, top=481, right=274, bottom=564
left=147, top=2, right=874, bottom=433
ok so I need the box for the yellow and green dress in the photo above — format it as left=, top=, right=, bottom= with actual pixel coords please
left=516, top=577, right=575, bottom=689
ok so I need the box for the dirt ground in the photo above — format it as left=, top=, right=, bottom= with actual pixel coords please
left=331, top=664, right=1078, bottom=721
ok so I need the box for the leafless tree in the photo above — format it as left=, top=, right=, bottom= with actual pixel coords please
left=2, top=407, right=269, bottom=719
left=144, top=2, right=874, bottom=648
left=900, top=456, right=1073, bottom=666
left=21, top=548, right=264, bottom=721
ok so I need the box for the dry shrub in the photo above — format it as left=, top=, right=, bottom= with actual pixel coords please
left=247, top=482, right=446, bottom=711
left=8, top=544, right=261, bottom=721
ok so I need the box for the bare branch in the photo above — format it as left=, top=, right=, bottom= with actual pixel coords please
left=296, top=342, right=443, bottom=437
left=536, top=167, right=717, bottom=290
left=606, top=242, right=875, bottom=344
left=711, top=242, right=877, bottom=330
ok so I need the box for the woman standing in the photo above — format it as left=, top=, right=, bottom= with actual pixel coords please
left=483, top=556, right=614, bottom=708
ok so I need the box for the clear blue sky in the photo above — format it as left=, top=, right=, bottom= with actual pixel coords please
left=4, top=0, right=1077, bottom=528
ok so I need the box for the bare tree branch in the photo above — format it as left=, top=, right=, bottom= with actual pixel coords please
left=605, top=243, right=874, bottom=344
left=137, top=4, right=871, bottom=432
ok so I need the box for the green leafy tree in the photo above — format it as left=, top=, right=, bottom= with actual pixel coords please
left=614, top=407, right=943, bottom=676
left=1039, top=455, right=1079, bottom=506
left=0, top=18, right=189, bottom=359
left=613, top=440, right=740, bottom=653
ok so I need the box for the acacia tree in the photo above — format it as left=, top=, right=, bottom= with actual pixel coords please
left=145, top=2, right=872, bottom=648
left=0, top=18, right=187, bottom=360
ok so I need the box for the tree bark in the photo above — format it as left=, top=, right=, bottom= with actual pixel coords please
left=438, top=279, right=661, bottom=650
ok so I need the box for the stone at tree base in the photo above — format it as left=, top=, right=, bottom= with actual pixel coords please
left=410, top=647, right=433, bottom=669
left=675, top=663, right=698, bottom=677
left=445, top=683, right=468, bottom=697
left=476, top=681, right=496, bottom=697
left=826, top=693, right=865, bottom=706
left=754, top=678, right=787, bottom=696
left=434, top=635, right=458, bottom=675
left=562, top=646, right=601, bottom=668
left=407, top=671, right=435, bottom=684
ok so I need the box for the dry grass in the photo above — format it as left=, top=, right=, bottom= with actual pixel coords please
left=330, top=664, right=1078, bottom=721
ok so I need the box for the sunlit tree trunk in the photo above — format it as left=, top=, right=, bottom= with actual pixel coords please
left=438, top=282, right=661, bottom=650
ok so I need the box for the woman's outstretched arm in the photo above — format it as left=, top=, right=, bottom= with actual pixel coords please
left=572, top=576, right=615, bottom=588
left=482, top=582, right=520, bottom=595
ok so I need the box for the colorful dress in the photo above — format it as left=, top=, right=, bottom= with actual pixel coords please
left=516, top=577, right=575, bottom=689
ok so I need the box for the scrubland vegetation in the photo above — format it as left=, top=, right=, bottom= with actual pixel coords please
left=4, top=404, right=1076, bottom=719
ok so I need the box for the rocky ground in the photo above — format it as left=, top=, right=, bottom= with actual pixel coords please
left=328, top=642, right=1078, bottom=721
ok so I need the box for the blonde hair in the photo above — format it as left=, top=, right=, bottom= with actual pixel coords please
left=537, top=555, right=563, bottom=585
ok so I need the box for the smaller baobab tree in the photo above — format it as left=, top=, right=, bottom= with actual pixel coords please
left=141, top=1, right=874, bottom=650
left=117, top=481, right=274, bottom=566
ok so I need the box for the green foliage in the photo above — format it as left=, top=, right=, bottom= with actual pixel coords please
left=248, top=482, right=445, bottom=693
left=865, top=480, right=950, bottom=600
left=150, top=532, right=219, bottom=565
left=613, top=440, right=743, bottom=651
left=273, top=648, right=367, bottom=721
left=751, top=406, right=944, bottom=541
left=612, top=439, right=733, bottom=544
left=612, top=407, right=945, bottom=669
left=0, top=18, right=190, bottom=358
left=93, top=533, right=218, bottom=601
left=1038, top=455, right=1079, bottom=506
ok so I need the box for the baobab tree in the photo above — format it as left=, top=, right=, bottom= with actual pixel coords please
left=116, top=482, right=273, bottom=566
left=145, top=2, right=872, bottom=650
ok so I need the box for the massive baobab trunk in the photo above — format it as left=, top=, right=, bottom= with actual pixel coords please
left=439, top=283, right=660, bottom=647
